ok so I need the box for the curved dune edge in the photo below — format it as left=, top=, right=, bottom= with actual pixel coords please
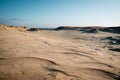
left=0, top=25, right=120, bottom=80
left=0, top=57, right=120, bottom=80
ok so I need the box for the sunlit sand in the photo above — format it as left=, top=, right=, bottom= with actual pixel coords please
left=0, top=24, right=120, bottom=80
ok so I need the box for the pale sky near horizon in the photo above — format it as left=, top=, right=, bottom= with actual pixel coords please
left=0, top=0, right=120, bottom=27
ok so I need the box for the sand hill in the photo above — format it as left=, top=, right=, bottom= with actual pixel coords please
left=55, top=26, right=120, bottom=34
left=0, top=24, right=120, bottom=80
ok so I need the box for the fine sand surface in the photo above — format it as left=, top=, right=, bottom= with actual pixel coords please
left=0, top=24, right=120, bottom=80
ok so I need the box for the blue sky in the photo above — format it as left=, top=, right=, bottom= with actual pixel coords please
left=0, top=0, right=120, bottom=27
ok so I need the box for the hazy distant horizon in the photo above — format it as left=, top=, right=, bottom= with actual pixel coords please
left=0, top=0, right=120, bottom=27
left=2, top=23, right=120, bottom=28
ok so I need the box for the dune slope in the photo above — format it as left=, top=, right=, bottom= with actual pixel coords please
left=0, top=25, right=120, bottom=80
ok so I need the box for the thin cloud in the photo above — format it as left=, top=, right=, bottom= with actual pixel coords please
left=0, top=18, right=25, bottom=25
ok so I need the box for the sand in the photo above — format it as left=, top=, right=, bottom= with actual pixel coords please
left=0, top=24, right=120, bottom=80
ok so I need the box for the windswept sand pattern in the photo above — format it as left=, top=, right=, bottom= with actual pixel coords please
left=0, top=25, right=120, bottom=80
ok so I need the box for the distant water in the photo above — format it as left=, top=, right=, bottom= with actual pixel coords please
left=40, top=28, right=55, bottom=30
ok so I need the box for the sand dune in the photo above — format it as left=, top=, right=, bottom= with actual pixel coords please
left=0, top=24, right=120, bottom=80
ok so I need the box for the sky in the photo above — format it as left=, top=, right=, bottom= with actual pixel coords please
left=0, top=0, right=120, bottom=27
